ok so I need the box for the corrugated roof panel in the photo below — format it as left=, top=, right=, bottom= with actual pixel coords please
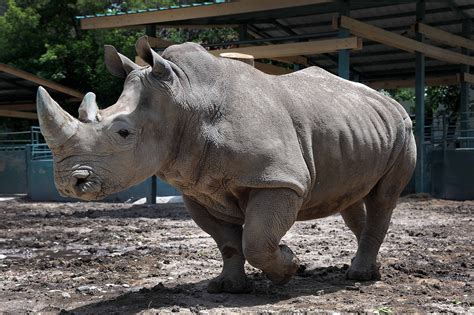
left=76, top=0, right=230, bottom=19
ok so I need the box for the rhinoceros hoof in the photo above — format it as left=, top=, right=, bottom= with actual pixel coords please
left=207, top=274, right=252, bottom=294
left=345, top=264, right=381, bottom=281
left=265, top=245, right=300, bottom=285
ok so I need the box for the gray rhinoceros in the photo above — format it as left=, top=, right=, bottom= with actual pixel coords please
left=36, top=36, right=416, bottom=293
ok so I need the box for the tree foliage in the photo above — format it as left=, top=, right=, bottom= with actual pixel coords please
left=385, top=86, right=460, bottom=119
left=0, top=0, right=236, bottom=130
left=1, top=0, right=458, bottom=132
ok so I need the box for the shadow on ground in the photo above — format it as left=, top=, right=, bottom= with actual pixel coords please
left=65, top=265, right=371, bottom=314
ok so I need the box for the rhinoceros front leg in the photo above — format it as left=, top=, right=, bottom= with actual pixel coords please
left=243, top=188, right=302, bottom=285
left=183, top=195, right=251, bottom=293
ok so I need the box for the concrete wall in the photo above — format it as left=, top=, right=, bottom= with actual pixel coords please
left=431, top=149, right=474, bottom=200
left=26, top=157, right=179, bottom=202
left=0, top=149, right=27, bottom=194
left=0, top=145, right=179, bottom=201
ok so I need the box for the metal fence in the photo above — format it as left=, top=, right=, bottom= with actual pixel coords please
left=0, top=127, right=43, bottom=151
left=30, top=144, right=53, bottom=160
left=423, top=111, right=474, bottom=150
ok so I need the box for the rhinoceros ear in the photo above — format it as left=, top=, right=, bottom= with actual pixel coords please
left=104, top=45, right=140, bottom=78
left=135, top=36, right=172, bottom=78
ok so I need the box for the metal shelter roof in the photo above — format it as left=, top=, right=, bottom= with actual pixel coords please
left=76, top=0, right=474, bottom=88
left=0, top=63, right=84, bottom=119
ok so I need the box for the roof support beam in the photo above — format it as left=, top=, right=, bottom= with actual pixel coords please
left=209, top=37, right=362, bottom=59
left=148, top=36, right=176, bottom=48
left=366, top=74, right=459, bottom=89
left=80, top=0, right=332, bottom=30
left=136, top=55, right=292, bottom=76
left=445, top=0, right=470, bottom=20
left=413, top=22, right=474, bottom=50
left=0, top=103, right=36, bottom=111
left=0, top=63, right=83, bottom=100
left=0, top=110, right=37, bottom=119
left=459, top=72, right=474, bottom=85
left=255, top=62, right=293, bottom=75
left=333, top=15, right=474, bottom=66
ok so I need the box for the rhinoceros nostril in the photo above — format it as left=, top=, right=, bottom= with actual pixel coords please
left=75, top=177, right=87, bottom=187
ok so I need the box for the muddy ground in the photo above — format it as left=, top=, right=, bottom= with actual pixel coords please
left=0, top=196, right=472, bottom=314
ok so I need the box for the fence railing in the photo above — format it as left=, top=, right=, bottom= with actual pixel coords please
left=421, top=111, right=474, bottom=149
left=0, top=127, right=44, bottom=151
left=30, top=143, right=53, bottom=160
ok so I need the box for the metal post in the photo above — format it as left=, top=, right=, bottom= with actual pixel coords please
left=338, top=0, right=350, bottom=80
left=415, top=0, right=426, bottom=193
left=145, top=25, right=157, bottom=205
left=460, top=19, right=471, bottom=147
left=147, top=175, right=157, bottom=205
left=146, top=24, right=156, bottom=37
left=239, top=24, right=248, bottom=41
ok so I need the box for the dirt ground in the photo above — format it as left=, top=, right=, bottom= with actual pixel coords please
left=0, top=195, right=472, bottom=314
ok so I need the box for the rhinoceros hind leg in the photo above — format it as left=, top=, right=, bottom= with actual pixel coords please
left=183, top=195, right=250, bottom=293
left=340, top=200, right=366, bottom=243
left=347, top=140, right=415, bottom=281
left=243, top=188, right=302, bottom=285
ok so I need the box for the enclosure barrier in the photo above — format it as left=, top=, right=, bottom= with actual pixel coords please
left=1, top=120, right=473, bottom=200
left=0, top=127, right=179, bottom=201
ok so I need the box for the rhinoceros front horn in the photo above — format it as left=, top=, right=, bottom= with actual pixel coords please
left=36, top=86, right=79, bottom=148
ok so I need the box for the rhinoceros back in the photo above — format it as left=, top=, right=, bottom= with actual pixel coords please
left=161, top=44, right=413, bottom=220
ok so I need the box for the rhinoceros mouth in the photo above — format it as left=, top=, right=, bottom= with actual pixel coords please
left=56, top=166, right=104, bottom=200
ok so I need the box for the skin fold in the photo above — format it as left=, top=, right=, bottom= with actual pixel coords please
left=36, top=36, right=416, bottom=293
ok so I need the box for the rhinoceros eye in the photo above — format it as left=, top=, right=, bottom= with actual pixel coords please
left=117, top=129, right=130, bottom=138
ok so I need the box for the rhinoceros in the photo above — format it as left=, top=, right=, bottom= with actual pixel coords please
left=36, top=36, right=416, bottom=293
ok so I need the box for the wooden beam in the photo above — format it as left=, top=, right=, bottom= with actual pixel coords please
left=0, top=103, right=36, bottom=111
left=333, top=16, right=474, bottom=66
left=458, top=72, right=474, bottom=85
left=154, top=23, right=239, bottom=29
left=366, top=75, right=459, bottom=89
left=271, top=56, right=309, bottom=66
left=413, top=22, right=474, bottom=51
left=80, top=0, right=332, bottom=30
left=147, top=36, right=176, bottom=48
left=210, top=37, right=362, bottom=59
left=144, top=36, right=311, bottom=66
left=0, top=63, right=83, bottom=99
left=0, top=110, right=37, bottom=119
left=255, top=62, right=294, bottom=75
left=137, top=56, right=293, bottom=75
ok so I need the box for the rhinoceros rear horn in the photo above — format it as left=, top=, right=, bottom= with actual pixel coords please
left=36, top=86, right=79, bottom=148
left=135, top=36, right=172, bottom=78
left=104, top=45, right=140, bottom=78
left=78, top=92, right=100, bottom=123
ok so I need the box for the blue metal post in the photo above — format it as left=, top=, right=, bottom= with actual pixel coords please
left=146, top=24, right=156, bottom=37
left=460, top=19, right=471, bottom=147
left=146, top=175, right=157, bottom=204
left=415, top=0, right=426, bottom=193
left=145, top=23, right=158, bottom=205
left=338, top=0, right=350, bottom=80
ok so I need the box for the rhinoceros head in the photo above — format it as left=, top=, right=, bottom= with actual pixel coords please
left=36, top=36, right=181, bottom=200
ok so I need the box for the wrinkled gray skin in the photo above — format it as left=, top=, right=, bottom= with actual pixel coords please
left=37, top=36, right=416, bottom=293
